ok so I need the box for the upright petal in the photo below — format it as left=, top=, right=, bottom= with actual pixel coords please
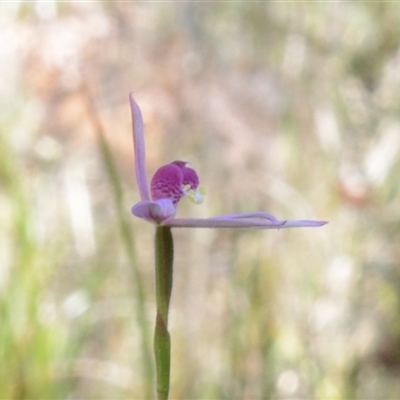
left=129, top=93, right=150, bottom=201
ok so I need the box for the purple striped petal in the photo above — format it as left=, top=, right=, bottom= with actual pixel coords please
left=150, top=161, right=201, bottom=205
left=151, top=163, right=184, bottom=204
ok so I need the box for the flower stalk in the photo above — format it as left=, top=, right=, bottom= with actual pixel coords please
left=154, top=226, right=174, bottom=400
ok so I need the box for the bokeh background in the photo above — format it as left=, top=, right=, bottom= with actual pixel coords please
left=1, top=1, right=400, bottom=399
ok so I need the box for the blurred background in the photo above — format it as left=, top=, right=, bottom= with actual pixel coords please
left=1, top=1, right=400, bottom=399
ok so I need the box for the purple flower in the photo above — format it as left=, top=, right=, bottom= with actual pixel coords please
left=129, top=93, right=327, bottom=229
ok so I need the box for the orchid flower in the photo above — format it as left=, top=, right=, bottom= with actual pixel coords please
left=128, top=93, right=326, bottom=400
left=129, top=93, right=327, bottom=230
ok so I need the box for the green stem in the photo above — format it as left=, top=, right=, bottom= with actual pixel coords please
left=154, top=226, right=174, bottom=400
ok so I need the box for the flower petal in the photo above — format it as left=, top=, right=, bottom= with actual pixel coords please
left=278, top=220, right=328, bottom=228
left=129, top=93, right=151, bottom=201
left=131, top=199, right=176, bottom=224
left=151, top=163, right=184, bottom=204
left=163, top=215, right=328, bottom=229
left=163, top=217, right=284, bottom=229
left=206, top=212, right=279, bottom=223
left=172, top=161, right=199, bottom=190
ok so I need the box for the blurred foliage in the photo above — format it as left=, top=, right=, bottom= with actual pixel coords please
left=1, top=1, right=400, bottom=399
